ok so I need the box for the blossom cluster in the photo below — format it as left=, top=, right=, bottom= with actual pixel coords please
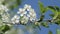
left=0, top=4, right=9, bottom=15
left=0, top=3, right=37, bottom=25
left=0, top=3, right=10, bottom=27
left=0, top=3, right=9, bottom=22
left=11, top=15, right=20, bottom=24
left=11, top=4, right=37, bottom=24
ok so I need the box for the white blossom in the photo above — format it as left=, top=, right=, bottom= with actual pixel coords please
left=11, top=15, right=20, bottom=24
left=27, top=8, right=36, bottom=21
left=17, top=4, right=36, bottom=22
left=0, top=4, right=36, bottom=25
left=0, top=4, right=9, bottom=15
left=17, top=8, right=27, bottom=16
left=15, top=20, right=19, bottom=23
left=20, top=16, right=29, bottom=24
left=2, top=14, right=9, bottom=22
left=24, top=4, right=31, bottom=9
left=0, top=5, right=9, bottom=12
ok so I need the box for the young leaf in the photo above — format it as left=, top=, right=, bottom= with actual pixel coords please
left=48, top=6, right=58, bottom=20
left=48, top=6, right=56, bottom=11
left=38, top=2, right=47, bottom=14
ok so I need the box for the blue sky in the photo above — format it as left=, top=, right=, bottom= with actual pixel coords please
left=14, top=0, right=60, bottom=34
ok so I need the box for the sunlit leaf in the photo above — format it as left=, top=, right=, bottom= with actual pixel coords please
left=38, top=2, right=47, bottom=14
left=48, top=6, right=56, bottom=12
left=48, top=6, right=58, bottom=19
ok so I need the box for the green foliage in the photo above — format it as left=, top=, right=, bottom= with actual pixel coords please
left=49, top=13, right=55, bottom=19
left=0, top=25, right=10, bottom=33
left=41, top=22, right=49, bottom=28
left=55, top=19, right=60, bottom=25
left=56, top=29, right=60, bottom=34
left=55, top=6, right=60, bottom=11
left=38, top=1, right=47, bottom=14
left=47, top=6, right=60, bottom=25
left=48, top=6, right=58, bottom=20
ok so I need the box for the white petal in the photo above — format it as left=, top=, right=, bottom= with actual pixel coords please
left=24, top=11, right=27, bottom=14
left=11, top=18, right=15, bottom=21
left=27, top=9, right=30, bottom=11
left=20, top=14, right=24, bottom=16
left=15, top=20, right=19, bottom=23
left=19, top=8, right=23, bottom=11
left=16, top=16, right=20, bottom=20
left=14, top=15, right=18, bottom=18
left=17, top=11, right=20, bottom=14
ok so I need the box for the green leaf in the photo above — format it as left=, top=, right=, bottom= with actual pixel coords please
left=58, top=12, right=60, bottom=14
left=41, top=22, right=49, bottom=28
left=48, top=6, right=58, bottom=19
left=57, top=16, right=60, bottom=19
left=0, top=25, right=10, bottom=33
left=2, top=25, right=10, bottom=33
left=48, top=6, right=56, bottom=12
left=38, top=2, right=47, bottom=14
left=55, top=6, right=60, bottom=12
left=56, top=29, right=60, bottom=34
left=49, top=14, right=55, bottom=18
left=37, top=15, right=44, bottom=22
left=55, top=19, right=60, bottom=25
left=48, top=31, right=52, bottom=34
